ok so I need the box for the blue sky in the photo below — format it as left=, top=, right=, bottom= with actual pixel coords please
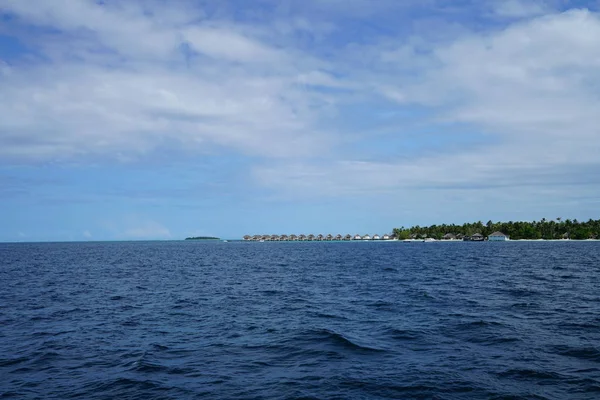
left=1, top=0, right=600, bottom=241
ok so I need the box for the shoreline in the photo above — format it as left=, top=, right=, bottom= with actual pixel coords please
left=235, top=238, right=600, bottom=243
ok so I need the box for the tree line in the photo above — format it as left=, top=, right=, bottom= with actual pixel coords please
left=392, top=218, right=600, bottom=240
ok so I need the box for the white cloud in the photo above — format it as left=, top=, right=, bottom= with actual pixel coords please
left=1, top=1, right=600, bottom=215
left=254, top=9, right=600, bottom=200
left=184, top=26, right=283, bottom=63
left=0, top=0, right=339, bottom=161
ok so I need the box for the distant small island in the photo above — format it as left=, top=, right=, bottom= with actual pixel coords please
left=185, top=236, right=220, bottom=240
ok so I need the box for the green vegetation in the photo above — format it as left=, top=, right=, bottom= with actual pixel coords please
left=185, top=236, right=220, bottom=240
left=393, top=218, right=600, bottom=240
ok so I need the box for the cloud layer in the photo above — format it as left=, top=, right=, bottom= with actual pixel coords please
left=1, top=0, right=600, bottom=239
left=0, top=0, right=340, bottom=161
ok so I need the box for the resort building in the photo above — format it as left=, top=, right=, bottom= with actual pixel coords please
left=471, top=233, right=485, bottom=241
left=442, top=233, right=457, bottom=240
left=244, top=232, right=399, bottom=241
left=488, top=231, right=509, bottom=241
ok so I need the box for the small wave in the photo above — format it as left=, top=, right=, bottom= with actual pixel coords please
left=460, top=320, right=503, bottom=328
left=387, top=328, right=422, bottom=341
left=468, top=334, right=520, bottom=345
left=31, top=351, right=61, bottom=363
left=259, top=289, right=283, bottom=296
left=550, top=345, right=600, bottom=362
left=309, top=311, right=347, bottom=320
left=173, top=298, right=198, bottom=309
left=0, top=356, right=29, bottom=367
left=127, top=359, right=193, bottom=376
left=558, top=322, right=600, bottom=331
left=503, top=287, right=541, bottom=298
left=87, top=377, right=174, bottom=395
left=0, top=391, right=22, bottom=398
left=368, top=300, right=395, bottom=309
left=510, top=302, right=538, bottom=309
left=309, top=329, right=384, bottom=353
left=497, top=368, right=563, bottom=380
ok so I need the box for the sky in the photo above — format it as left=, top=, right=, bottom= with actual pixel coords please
left=1, top=0, right=600, bottom=241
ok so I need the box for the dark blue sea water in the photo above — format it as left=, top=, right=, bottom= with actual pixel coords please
left=1, top=241, right=599, bottom=399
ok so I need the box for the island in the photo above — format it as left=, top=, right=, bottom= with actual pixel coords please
left=241, top=218, right=600, bottom=242
left=392, top=218, right=600, bottom=241
left=185, top=236, right=220, bottom=240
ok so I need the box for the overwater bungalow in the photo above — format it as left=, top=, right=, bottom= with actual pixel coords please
left=280, top=234, right=289, bottom=241
left=335, top=234, right=343, bottom=241
left=363, top=234, right=371, bottom=240
left=373, top=234, right=380, bottom=240
left=326, top=234, right=333, bottom=241
left=464, top=233, right=484, bottom=242
left=382, top=234, right=390, bottom=240
left=344, top=234, right=352, bottom=241
left=354, top=234, right=362, bottom=240
left=243, top=235, right=251, bottom=241
left=271, top=234, right=280, bottom=241
left=290, top=234, right=298, bottom=241
left=299, top=234, right=307, bottom=241
left=317, top=234, right=324, bottom=241
left=308, top=234, right=315, bottom=241
left=443, top=233, right=457, bottom=240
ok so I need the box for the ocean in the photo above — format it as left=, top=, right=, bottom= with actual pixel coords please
left=1, top=241, right=599, bottom=399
